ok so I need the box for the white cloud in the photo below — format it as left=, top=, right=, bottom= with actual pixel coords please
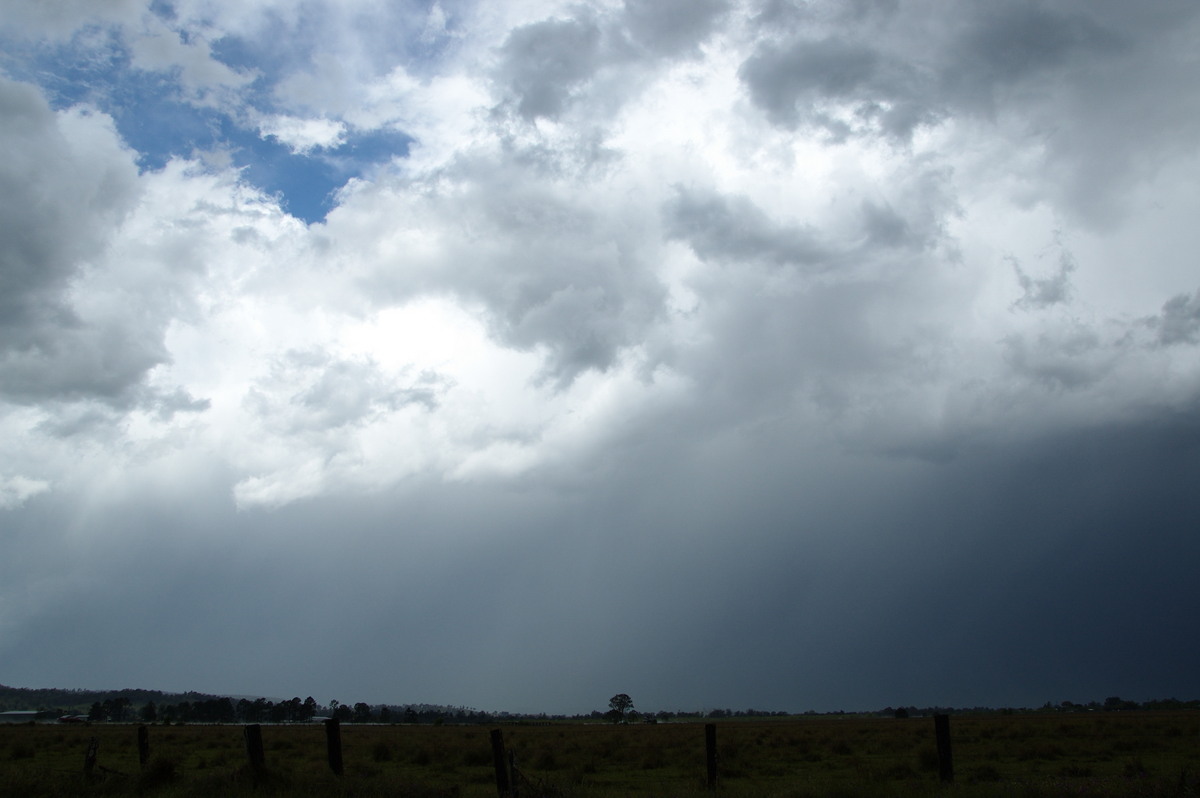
left=256, top=114, right=347, bottom=153
left=0, top=474, right=49, bottom=510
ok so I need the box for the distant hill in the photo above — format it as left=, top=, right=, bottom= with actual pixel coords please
left=0, top=684, right=223, bottom=713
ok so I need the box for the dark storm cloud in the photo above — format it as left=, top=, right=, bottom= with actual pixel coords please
left=3, top=396, right=1197, bottom=713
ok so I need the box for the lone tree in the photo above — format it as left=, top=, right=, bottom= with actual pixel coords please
left=608, top=693, right=634, bottom=723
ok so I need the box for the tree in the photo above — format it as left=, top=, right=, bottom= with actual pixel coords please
left=608, top=694, right=634, bottom=723
left=353, top=702, right=372, bottom=723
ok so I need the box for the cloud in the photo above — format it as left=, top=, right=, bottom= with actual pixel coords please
left=666, top=187, right=830, bottom=270
left=0, top=474, right=49, bottom=510
left=496, top=15, right=604, bottom=121
left=1010, top=238, right=1076, bottom=311
left=257, top=114, right=347, bottom=153
left=620, top=0, right=729, bottom=59
left=0, top=77, right=145, bottom=403
left=1, top=0, right=1199, bottom=716
left=1152, top=290, right=1200, bottom=347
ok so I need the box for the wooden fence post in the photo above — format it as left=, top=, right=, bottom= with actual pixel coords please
left=137, top=725, right=150, bottom=769
left=490, top=729, right=511, bottom=796
left=705, top=723, right=718, bottom=790
left=325, top=718, right=344, bottom=776
left=934, top=713, right=953, bottom=784
left=83, top=736, right=99, bottom=777
left=243, top=724, right=266, bottom=774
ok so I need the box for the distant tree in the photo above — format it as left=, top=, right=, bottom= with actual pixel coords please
left=88, top=702, right=105, bottom=722
left=1104, top=696, right=1137, bottom=711
left=353, top=702, right=372, bottom=723
left=302, top=697, right=318, bottom=721
left=379, top=706, right=392, bottom=723
left=334, top=703, right=353, bottom=723
left=893, top=707, right=909, bottom=719
left=140, top=701, right=157, bottom=723
left=103, top=697, right=131, bottom=722
left=608, top=694, right=634, bottom=723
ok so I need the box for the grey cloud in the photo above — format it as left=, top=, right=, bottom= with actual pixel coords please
left=0, top=80, right=135, bottom=346
left=148, top=386, right=212, bottom=420
left=665, top=188, right=830, bottom=269
left=943, top=3, right=1120, bottom=114
left=1011, top=247, right=1076, bottom=311
left=739, top=2, right=1200, bottom=225
left=0, top=77, right=165, bottom=406
left=738, top=35, right=933, bottom=140
left=858, top=200, right=911, bottom=248
left=1003, top=327, right=1107, bottom=391
left=355, top=160, right=666, bottom=387
left=738, top=2, right=1185, bottom=143
left=1152, top=290, right=1200, bottom=347
left=495, top=16, right=604, bottom=120
left=33, top=403, right=120, bottom=439
left=0, top=320, right=168, bottom=405
left=249, top=349, right=444, bottom=433
left=493, top=0, right=729, bottom=124
left=620, top=0, right=730, bottom=59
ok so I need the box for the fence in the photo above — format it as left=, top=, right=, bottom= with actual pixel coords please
left=66, top=715, right=959, bottom=795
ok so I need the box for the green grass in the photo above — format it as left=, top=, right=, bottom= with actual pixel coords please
left=1, top=711, right=1196, bottom=797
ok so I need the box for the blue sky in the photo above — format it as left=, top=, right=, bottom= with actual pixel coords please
left=1, top=0, right=1199, bottom=716
left=1, top=10, right=416, bottom=223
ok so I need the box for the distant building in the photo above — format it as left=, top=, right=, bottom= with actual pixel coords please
left=0, top=710, right=58, bottom=723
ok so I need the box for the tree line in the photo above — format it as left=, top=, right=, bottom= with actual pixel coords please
left=0, top=685, right=490, bottom=725
left=4, top=684, right=1196, bottom=723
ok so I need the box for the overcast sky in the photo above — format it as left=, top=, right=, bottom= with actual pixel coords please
left=1, top=0, right=1199, bottom=715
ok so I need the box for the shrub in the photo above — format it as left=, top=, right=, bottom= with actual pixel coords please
left=8, top=743, right=35, bottom=761
left=137, top=756, right=179, bottom=789
left=371, top=740, right=393, bottom=762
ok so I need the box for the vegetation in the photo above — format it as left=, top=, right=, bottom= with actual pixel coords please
left=2, top=710, right=1198, bottom=797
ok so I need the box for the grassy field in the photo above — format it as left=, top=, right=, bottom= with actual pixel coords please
left=2, top=711, right=1197, bottom=797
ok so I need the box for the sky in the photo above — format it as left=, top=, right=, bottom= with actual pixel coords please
left=1, top=0, right=1199, bottom=716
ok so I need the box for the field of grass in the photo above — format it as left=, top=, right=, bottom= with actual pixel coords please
left=2, top=711, right=1197, bottom=797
